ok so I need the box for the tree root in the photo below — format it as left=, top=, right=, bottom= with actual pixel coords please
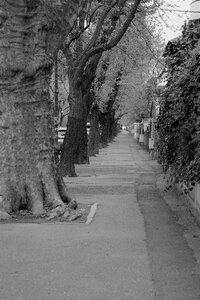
left=57, top=176, right=77, bottom=209
left=0, top=174, right=77, bottom=218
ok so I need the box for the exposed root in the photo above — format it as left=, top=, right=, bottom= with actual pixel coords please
left=57, top=176, right=78, bottom=209
left=47, top=205, right=83, bottom=221
left=0, top=173, right=77, bottom=218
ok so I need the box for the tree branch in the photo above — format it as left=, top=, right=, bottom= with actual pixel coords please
left=116, top=111, right=129, bottom=121
left=91, top=0, right=142, bottom=55
left=66, top=5, right=101, bottom=48
left=84, top=0, right=118, bottom=53
left=76, top=0, right=142, bottom=80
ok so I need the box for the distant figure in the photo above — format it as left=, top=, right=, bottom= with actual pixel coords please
left=122, top=125, right=126, bottom=130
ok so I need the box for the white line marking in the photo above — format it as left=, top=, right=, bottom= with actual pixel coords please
left=86, top=203, right=98, bottom=225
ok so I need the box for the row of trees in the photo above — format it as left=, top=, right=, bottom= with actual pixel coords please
left=53, top=6, right=163, bottom=165
left=0, top=0, right=163, bottom=218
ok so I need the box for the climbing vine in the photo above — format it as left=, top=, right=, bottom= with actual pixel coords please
left=156, top=21, right=200, bottom=188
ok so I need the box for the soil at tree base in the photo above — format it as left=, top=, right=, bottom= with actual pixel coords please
left=0, top=203, right=92, bottom=224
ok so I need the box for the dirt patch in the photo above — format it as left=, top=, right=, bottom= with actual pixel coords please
left=0, top=203, right=93, bottom=224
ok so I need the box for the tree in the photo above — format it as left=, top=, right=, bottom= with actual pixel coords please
left=0, top=0, right=90, bottom=218
left=58, top=0, right=149, bottom=177
left=88, top=9, right=163, bottom=153
left=100, top=67, right=123, bottom=145
left=93, top=11, right=163, bottom=130
left=88, top=54, right=111, bottom=155
left=114, top=15, right=163, bottom=125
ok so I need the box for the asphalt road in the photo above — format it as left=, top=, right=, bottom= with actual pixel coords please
left=0, top=131, right=200, bottom=299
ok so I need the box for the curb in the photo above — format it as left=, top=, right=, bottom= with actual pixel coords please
left=86, top=203, right=98, bottom=225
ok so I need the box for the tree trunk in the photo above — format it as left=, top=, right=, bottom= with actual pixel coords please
left=54, top=50, right=59, bottom=123
left=76, top=90, right=91, bottom=164
left=100, top=111, right=117, bottom=147
left=58, top=78, right=89, bottom=177
left=100, top=114, right=109, bottom=148
left=0, top=2, right=55, bottom=214
left=108, top=113, right=113, bottom=142
left=111, top=119, right=118, bottom=137
left=89, top=105, right=100, bottom=156
left=0, top=0, right=81, bottom=215
left=59, top=42, right=102, bottom=175
left=108, top=111, right=116, bottom=142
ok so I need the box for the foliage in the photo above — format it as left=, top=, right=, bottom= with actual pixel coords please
left=156, top=21, right=200, bottom=188
left=104, top=14, right=163, bottom=124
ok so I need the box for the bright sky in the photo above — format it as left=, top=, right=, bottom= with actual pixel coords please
left=159, top=0, right=190, bottom=42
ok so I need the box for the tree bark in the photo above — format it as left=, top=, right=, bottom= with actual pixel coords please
left=100, top=113, right=109, bottom=148
left=59, top=53, right=101, bottom=176
left=111, top=119, right=118, bottom=137
left=0, top=1, right=57, bottom=214
left=89, top=105, right=100, bottom=156
left=108, top=111, right=115, bottom=142
left=54, top=50, right=59, bottom=122
left=100, top=110, right=118, bottom=147
left=0, top=0, right=83, bottom=215
left=58, top=75, right=89, bottom=177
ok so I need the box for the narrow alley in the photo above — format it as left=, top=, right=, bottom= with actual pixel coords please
left=0, top=131, right=200, bottom=300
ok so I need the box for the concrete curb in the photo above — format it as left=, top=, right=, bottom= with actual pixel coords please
left=86, top=202, right=98, bottom=225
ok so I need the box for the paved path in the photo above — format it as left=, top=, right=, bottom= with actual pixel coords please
left=0, top=131, right=200, bottom=299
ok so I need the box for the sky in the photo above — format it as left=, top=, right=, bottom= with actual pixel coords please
left=159, top=0, right=190, bottom=42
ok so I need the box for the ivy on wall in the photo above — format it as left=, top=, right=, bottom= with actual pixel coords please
left=156, top=21, right=200, bottom=188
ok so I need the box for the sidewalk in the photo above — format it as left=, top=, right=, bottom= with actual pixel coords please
left=0, top=131, right=200, bottom=300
